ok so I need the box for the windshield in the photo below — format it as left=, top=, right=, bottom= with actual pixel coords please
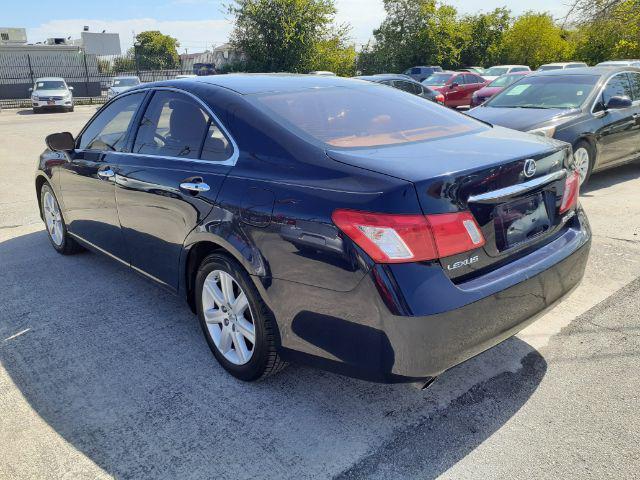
left=252, top=85, right=485, bottom=148
left=485, top=67, right=510, bottom=77
left=538, top=65, right=563, bottom=71
left=486, top=75, right=599, bottom=109
left=488, top=73, right=526, bottom=88
left=113, top=78, right=140, bottom=87
left=35, top=80, right=66, bottom=90
left=423, top=73, right=453, bottom=85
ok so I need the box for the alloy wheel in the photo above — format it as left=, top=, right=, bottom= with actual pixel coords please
left=201, top=270, right=255, bottom=365
left=43, top=190, right=64, bottom=246
left=574, top=147, right=590, bottom=186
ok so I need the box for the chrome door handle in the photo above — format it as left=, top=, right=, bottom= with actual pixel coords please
left=180, top=182, right=210, bottom=193
left=97, top=168, right=115, bottom=179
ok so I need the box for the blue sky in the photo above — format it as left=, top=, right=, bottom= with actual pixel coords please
left=4, top=0, right=571, bottom=53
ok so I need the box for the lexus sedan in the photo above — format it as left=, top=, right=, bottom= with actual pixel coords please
left=30, top=77, right=74, bottom=113
left=355, top=74, right=445, bottom=104
left=107, top=76, right=141, bottom=100
left=37, top=75, right=590, bottom=384
left=468, top=67, right=640, bottom=185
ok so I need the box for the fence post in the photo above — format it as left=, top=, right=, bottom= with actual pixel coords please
left=27, top=54, right=34, bottom=85
left=134, top=44, right=141, bottom=78
left=82, top=53, right=90, bottom=100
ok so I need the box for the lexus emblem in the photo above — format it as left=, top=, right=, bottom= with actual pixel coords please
left=523, top=159, right=537, bottom=178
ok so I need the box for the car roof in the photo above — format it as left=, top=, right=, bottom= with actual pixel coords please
left=114, top=75, right=140, bottom=79
left=34, top=77, right=66, bottom=82
left=488, top=65, right=529, bottom=68
left=597, top=60, right=640, bottom=65
left=540, top=62, right=586, bottom=67
left=530, top=66, right=640, bottom=77
left=157, top=73, right=376, bottom=95
left=356, top=74, right=417, bottom=82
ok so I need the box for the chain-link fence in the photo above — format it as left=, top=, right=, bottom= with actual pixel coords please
left=0, top=51, right=208, bottom=109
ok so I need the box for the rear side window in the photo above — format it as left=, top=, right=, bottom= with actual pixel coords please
left=253, top=84, right=485, bottom=148
left=78, top=92, right=144, bottom=151
left=133, top=90, right=232, bottom=161
left=511, top=67, right=529, bottom=72
left=602, top=74, right=633, bottom=104
left=627, top=72, right=640, bottom=101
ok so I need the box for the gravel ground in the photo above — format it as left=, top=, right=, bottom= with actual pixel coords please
left=0, top=106, right=639, bottom=479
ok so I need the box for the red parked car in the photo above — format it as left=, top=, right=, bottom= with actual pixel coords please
left=470, top=71, right=531, bottom=107
left=422, top=71, right=487, bottom=108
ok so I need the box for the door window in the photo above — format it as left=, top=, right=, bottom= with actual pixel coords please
left=393, top=80, right=419, bottom=95
left=511, top=67, right=529, bottom=72
left=78, top=93, right=144, bottom=151
left=464, top=74, right=479, bottom=84
left=133, top=90, right=233, bottom=161
left=627, top=72, right=640, bottom=101
left=602, top=74, right=633, bottom=104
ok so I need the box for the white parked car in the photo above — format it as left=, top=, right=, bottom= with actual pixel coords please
left=30, top=77, right=74, bottom=113
left=482, top=65, right=530, bottom=82
left=107, top=76, right=141, bottom=100
left=596, top=59, right=640, bottom=67
left=175, top=74, right=198, bottom=79
left=308, top=71, right=336, bottom=76
left=538, top=62, right=588, bottom=71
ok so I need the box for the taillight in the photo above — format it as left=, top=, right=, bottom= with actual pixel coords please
left=332, top=209, right=485, bottom=264
left=435, top=94, right=445, bottom=104
left=559, top=170, right=579, bottom=214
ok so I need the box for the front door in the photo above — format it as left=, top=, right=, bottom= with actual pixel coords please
left=112, top=89, right=235, bottom=290
left=58, top=92, right=146, bottom=262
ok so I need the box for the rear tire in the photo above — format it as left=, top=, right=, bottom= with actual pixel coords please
left=195, top=253, right=286, bottom=381
left=573, top=140, right=594, bottom=186
left=40, top=183, right=83, bottom=255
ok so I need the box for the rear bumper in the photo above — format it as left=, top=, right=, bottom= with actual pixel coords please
left=276, top=208, right=591, bottom=382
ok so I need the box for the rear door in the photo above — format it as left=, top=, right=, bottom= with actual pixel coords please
left=112, top=88, right=236, bottom=290
left=58, top=91, right=146, bottom=261
left=626, top=71, right=640, bottom=156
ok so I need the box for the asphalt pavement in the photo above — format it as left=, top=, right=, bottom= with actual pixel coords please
left=0, top=106, right=639, bottom=479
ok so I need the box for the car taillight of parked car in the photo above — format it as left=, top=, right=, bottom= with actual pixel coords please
left=435, top=94, right=445, bottom=104
left=560, top=171, right=580, bottom=214
left=332, top=210, right=485, bottom=263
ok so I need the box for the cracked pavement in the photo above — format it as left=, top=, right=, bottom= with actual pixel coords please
left=1, top=106, right=639, bottom=479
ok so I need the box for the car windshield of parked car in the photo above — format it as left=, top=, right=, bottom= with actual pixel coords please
left=253, top=85, right=486, bottom=148
left=488, top=73, right=524, bottom=88
left=113, top=78, right=140, bottom=87
left=484, top=67, right=509, bottom=76
left=35, top=81, right=66, bottom=90
left=485, top=75, right=599, bottom=109
left=423, top=73, right=453, bottom=85
left=538, top=65, right=563, bottom=71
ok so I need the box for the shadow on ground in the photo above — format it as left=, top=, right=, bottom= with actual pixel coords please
left=581, top=160, right=640, bottom=195
left=0, top=230, right=546, bottom=480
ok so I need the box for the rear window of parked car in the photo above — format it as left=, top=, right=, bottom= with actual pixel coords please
left=252, top=85, right=485, bottom=148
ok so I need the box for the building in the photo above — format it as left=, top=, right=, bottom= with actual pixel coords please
left=212, top=43, right=243, bottom=69
left=179, top=44, right=244, bottom=73
left=0, top=27, right=27, bottom=44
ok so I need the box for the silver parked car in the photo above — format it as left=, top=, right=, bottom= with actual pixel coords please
left=107, top=76, right=141, bottom=100
left=30, top=77, right=74, bottom=113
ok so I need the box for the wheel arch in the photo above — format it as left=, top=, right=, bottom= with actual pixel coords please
left=35, top=174, right=50, bottom=220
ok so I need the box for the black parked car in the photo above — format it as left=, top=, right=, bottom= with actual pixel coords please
left=37, top=75, right=590, bottom=384
left=403, top=65, right=443, bottom=82
left=355, top=74, right=445, bottom=104
left=468, top=67, right=640, bottom=185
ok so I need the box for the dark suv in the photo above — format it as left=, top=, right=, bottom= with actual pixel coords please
left=403, top=66, right=443, bottom=82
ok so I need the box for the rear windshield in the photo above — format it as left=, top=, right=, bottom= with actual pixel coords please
left=488, top=73, right=526, bottom=87
left=35, top=80, right=66, bottom=90
left=486, top=75, right=599, bottom=109
left=484, top=67, right=509, bottom=76
left=423, top=73, right=453, bottom=85
left=252, top=85, right=485, bottom=148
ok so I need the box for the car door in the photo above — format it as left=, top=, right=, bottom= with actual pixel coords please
left=58, top=91, right=146, bottom=262
left=595, top=73, right=637, bottom=166
left=112, top=88, right=235, bottom=290
left=463, top=74, right=482, bottom=104
left=626, top=71, right=640, bottom=156
left=445, top=74, right=465, bottom=106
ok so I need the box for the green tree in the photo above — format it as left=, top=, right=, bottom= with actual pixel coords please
left=459, top=8, right=512, bottom=67
left=113, top=56, right=136, bottom=73
left=131, top=31, right=180, bottom=70
left=227, top=0, right=354, bottom=74
left=500, top=12, right=573, bottom=69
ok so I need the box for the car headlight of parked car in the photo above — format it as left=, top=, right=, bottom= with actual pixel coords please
left=527, top=125, right=556, bottom=138
left=31, top=95, right=39, bottom=101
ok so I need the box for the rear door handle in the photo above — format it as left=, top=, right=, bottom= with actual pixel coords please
left=97, top=168, right=115, bottom=179
left=180, top=181, right=210, bottom=193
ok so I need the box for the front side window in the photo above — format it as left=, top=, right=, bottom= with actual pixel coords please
left=252, top=84, right=486, bottom=148
left=133, top=90, right=232, bottom=161
left=78, top=92, right=144, bottom=151
left=602, top=74, right=633, bottom=104
left=487, top=75, right=599, bottom=109
left=627, top=72, right=640, bottom=101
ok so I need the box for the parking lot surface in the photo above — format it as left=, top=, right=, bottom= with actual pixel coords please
left=1, top=107, right=639, bottom=479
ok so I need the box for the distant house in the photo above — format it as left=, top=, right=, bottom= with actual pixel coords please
left=212, top=43, right=243, bottom=69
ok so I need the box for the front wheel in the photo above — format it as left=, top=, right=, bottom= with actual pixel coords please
left=573, top=141, right=594, bottom=186
left=195, top=253, right=286, bottom=381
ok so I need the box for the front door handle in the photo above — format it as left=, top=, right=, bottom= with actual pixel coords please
left=180, top=181, right=210, bottom=193
left=97, top=168, right=115, bottom=179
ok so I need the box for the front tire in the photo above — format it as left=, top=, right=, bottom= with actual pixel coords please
left=195, top=253, right=286, bottom=381
left=573, top=140, right=594, bottom=186
left=40, top=183, right=82, bottom=255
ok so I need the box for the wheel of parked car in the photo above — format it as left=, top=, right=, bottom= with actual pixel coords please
left=40, top=183, right=82, bottom=254
left=195, top=253, right=286, bottom=381
left=573, top=140, right=594, bottom=186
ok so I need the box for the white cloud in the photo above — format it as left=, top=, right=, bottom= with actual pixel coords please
left=27, top=18, right=233, bottom=54
left=334, top=0, right=385, bottom=46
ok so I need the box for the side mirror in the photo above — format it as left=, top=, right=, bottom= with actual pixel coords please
left=450, top=82, right=459, bottom=88
left=68, top=86, right=74, bottom=91
left=46, top=132, right=75, bottom=151
left=605, top=95, right=632, bottom=110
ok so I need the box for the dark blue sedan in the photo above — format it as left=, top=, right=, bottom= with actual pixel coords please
left=37, top=74, right=591, bottom=384
left=468, top=67, right=640, bottom=185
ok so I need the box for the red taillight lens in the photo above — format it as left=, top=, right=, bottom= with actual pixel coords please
left=332, top=209, right=485, bottom=264
left=435, top=94, right=445, bottom=104
left=560, top=170, right=580, bottom=214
